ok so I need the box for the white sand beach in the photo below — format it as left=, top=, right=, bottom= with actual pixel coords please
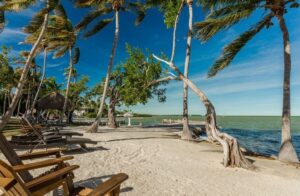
left=1, top=126, right=300, bottom=196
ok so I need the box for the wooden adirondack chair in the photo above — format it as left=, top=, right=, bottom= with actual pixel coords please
left=0, top=160, right=128, bottom=196
left=0, top=130, right=129, bottom=195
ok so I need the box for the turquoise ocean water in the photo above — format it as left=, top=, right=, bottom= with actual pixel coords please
left=129, top=116, right=300, bottom=157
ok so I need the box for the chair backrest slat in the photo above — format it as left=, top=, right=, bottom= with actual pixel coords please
left=0, top=160, right=30, bottom=195
left=21, top=117, right=46, bottom=145
left=0, top=134, right=33, bottom=182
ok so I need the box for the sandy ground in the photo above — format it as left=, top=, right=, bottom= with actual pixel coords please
left=1, top=126, right=300, bottom=196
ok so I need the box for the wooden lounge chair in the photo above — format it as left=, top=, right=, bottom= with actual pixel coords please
left=0, top=160, right=128, bottom=196
left=10, top=137, right=98, bottom=151
left=19, top=117, right=83, bottom=138
left=9, top=117, right=97, bottom=152
left=0, top=138, right=128, bottom=195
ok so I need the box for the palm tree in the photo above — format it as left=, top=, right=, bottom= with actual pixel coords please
left=74, top=0, right=146, bottom=132
left=22, top=5, right=71, bottom=112
left=0, top=0, right=55, bottom=131
left=182, top=0, right=194, bottom=140
left=194, top=0, right=299, bottom=163
left=0, top=2, right=67, bottom=175
left=43, top=12, right=78, bottom=122
left=62, top=47, right=80, bottom=123
left=0, top=0, right=40, bottom=32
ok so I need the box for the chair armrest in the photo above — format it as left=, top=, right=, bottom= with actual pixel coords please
left=87, top=173, right=128, bottom=196
left=12, top=156, right=74, bottom=172
left=18, top=148, right=67, bottom=160
left=25, top=165, right=79, bottom=189
left=0, top=177, right=17, bottom=190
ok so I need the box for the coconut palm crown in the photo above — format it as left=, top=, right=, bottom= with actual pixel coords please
left=74, top=0, right=150, bottom=37
left=194, top=0, right=299, bottom=163
left=194, top=0, right=299, bottom=77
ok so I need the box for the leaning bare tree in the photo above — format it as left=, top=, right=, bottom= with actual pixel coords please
left=152, top=0, right=254, bottom=169
left=194, top=0, right=299, bottom=163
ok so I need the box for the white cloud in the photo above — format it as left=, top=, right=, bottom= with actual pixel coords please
left=0, top=28, right=26, bottom=43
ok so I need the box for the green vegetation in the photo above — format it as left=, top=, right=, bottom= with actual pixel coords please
left=0, top=0, right=299, bottom=167
left=90, top=44, right=168, bottom=128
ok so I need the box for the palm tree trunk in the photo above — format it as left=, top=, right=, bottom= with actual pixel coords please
left=0, top=3, right=49, bottom=131
left=170, top=0, right=185, bottom=62
left=25, top=84, right=31, bottom=112
left=182, top=1, right=193, bottom=140
left=62, top=47, right=73, bottom=123
left=277, top=15, right=299, bottom=163
left=108, top=99, right=117, bottom=128
left=88, top=10, right=120, bottom=133
left=32, top=47, right=47, bottom=110
left=17, top=97, right=22, bottom=116
left=2, top=91, right=7, bottom=116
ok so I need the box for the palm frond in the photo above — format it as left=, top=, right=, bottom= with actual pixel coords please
left=72, top=47, right=80, bottom=64
left=73, top=0, right=100, bottom=8
left=0, top=0, right=36, bottom=12
left=48, top=0, right=60, bottom=11
left=197, top=0, right=260, bottom=8
left=0, top=11, right=4, bottom=33
left=208, top=13, right=273, bottom=77
left=206, top=1, right=260, bottom=18
left=54, top=4, right=68, bottom=20
left=23, top=8, right=48, bottom=33
left=53, top=45, right=69, bottom=58
left=194, top=8, right=256, bottom=42
left=84, top=18, right=113, bottom=37
left=75, top=8, right=112, bottom=31
left=128, top=2, right=146, bottom=26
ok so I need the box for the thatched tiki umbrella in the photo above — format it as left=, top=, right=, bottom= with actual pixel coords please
left=36, top=92, right=73, bottom=123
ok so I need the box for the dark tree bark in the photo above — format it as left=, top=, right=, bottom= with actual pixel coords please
left=62, top=47, right=73, bottom=123
left=108, top=99, right=118, bottom=128
left=277, top=14, right=299, bottom=163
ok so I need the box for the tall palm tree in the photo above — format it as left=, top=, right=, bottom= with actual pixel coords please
left=46, top=13, right=79, bottom=122
left=0, top=2, right=65, bottom=177
left=194, top=0, right=299, bottom=163
left=0, top=0, right=39, bottom=32
left=0, top=0, right=55, bottom=131
left=22, top=5, right=70, bottom=111
left=62, top=47, right=80, bottom=123
left=144, top=0, right=195, bottom=139
left=74, top=0, right=146, bottom=132
left=182, top=0, right=194, bottom=140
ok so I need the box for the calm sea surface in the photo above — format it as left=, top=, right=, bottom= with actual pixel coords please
left=130, top=116, right=300, bottom=157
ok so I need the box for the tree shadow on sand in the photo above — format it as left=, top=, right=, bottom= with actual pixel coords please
left=52, top=174, right=133, bottom=196
left=96, top=135, right=180, bottom=143
left=62, top=146, right=110, bottom=155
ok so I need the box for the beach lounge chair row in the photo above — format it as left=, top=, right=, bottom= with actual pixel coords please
left=9, top=117, right=97, bottom=151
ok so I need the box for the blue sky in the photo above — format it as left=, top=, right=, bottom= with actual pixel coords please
left=2, top=1, right=300, bottom=116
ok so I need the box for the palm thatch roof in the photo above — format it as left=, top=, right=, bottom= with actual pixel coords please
left=36, top=92, right=73, bottom=111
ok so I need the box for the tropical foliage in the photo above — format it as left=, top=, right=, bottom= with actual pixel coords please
left=194, top=0, right=299, bottom=162
left=91, top=44, right=168, bottom=127
left=194, top=0, right=299, bottom=77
